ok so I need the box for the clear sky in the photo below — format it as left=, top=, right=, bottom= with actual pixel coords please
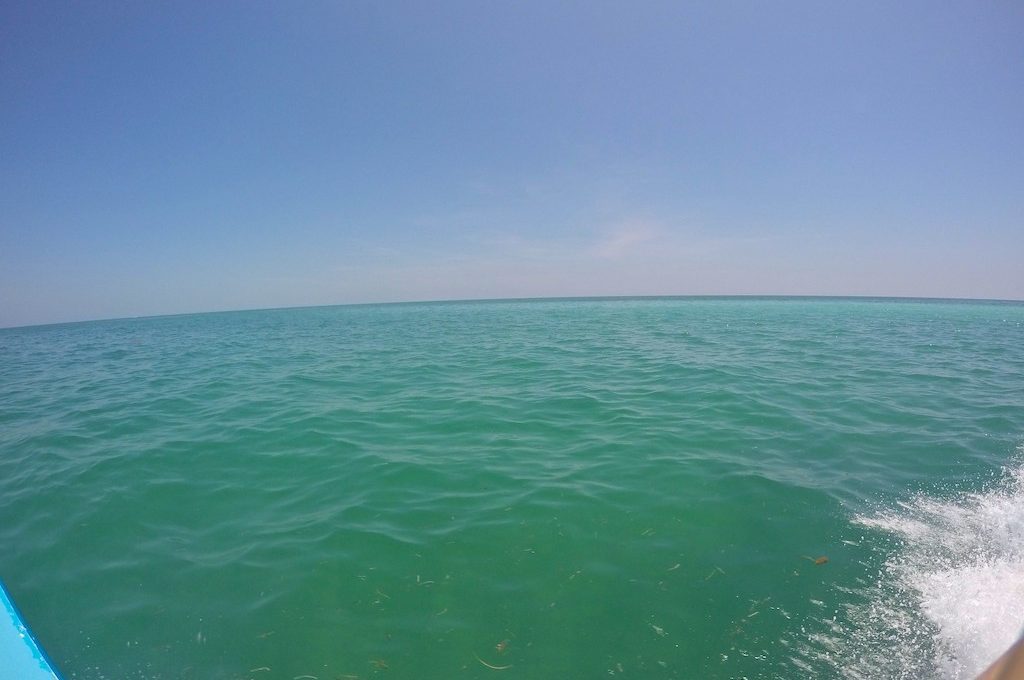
left=2, top=1, right=1022, bottom=327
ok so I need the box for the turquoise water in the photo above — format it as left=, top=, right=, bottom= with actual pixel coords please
left=1, top=297, right=1022, bottom=680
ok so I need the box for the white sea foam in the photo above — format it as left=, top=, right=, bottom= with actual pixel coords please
left=799, top=456, right=1024, bottom=679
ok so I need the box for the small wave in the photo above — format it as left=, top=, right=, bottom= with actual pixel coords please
left=800, top=453, right=1024, bottom=679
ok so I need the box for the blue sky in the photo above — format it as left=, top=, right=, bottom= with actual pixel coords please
left=2, top=1, right=1022, bottom=326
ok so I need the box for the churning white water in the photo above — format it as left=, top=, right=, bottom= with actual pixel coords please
left=795, top=455, right=1024, bottom=679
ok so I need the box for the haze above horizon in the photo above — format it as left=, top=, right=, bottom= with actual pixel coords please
left=3, top=1, right=1022, bottom=328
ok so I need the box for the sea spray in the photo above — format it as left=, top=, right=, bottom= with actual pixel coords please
left=803, top=454, right=1024, bottom=679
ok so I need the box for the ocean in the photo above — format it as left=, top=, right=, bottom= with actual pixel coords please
left=1, top=297, right=1022, bottom=679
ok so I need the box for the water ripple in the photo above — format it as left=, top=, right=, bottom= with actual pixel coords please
left=1, top=298, right=1022, bottom=679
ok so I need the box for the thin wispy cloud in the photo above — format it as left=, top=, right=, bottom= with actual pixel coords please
left=589, top=221, right=663, bottom=259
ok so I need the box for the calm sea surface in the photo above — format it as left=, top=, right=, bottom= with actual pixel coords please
left=1, top=298, right=1023, bottom=680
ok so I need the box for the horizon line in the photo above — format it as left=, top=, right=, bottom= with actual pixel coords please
left=3, top=293, right=1023, bottom=331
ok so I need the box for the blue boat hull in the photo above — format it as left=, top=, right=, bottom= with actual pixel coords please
left=1, top=580, right=62, bottom=679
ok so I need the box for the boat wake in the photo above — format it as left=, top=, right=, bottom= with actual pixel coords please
left=794, top=454, right=1024, bottom=679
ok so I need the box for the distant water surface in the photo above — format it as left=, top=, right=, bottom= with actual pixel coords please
left=1, top=297, right=1022, bottom=679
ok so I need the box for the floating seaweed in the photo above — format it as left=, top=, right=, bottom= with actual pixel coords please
left=475, top=654, right=512, bottom=670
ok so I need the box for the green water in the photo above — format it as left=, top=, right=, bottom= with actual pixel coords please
left=1, top=298, right=1022, bottom=679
